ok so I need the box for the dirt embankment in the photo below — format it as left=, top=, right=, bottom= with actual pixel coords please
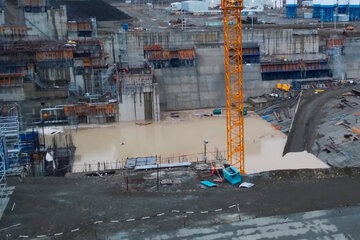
left=283, top=87, right=355, bottom=155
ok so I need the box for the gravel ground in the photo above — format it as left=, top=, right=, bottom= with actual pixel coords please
left=283, top=86, right=357, bottom=155
left=1, top=165, right=360, bottom=239
left=50, top=0, right=131, bottom=21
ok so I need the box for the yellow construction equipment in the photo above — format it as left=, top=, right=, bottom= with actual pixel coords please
left=282, top=84, right=291, bottom=91
left=222, top=0, right=245, bottom=174
left=276, top=83, right=291, bottom=91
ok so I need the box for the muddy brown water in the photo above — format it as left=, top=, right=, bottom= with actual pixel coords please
left=71, top=113, right=328, bottom=173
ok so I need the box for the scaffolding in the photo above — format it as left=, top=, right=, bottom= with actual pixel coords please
left=0, top=130, right=8, bottom=218
left=260, top=59, right=330, bottom=80
left=63, top=102, right=117, bottom=124
left=0, top=116, right=20, bottom=169
left=0, top=73, right=24, bottom=87
left=326, top=38, right=346, bottom=56
left=119, top=64, right=154, bottom=96
left=118, top=28, right=128, bottom=65
left=67, top=19, right=96, bottom=38
left=18, top=0, right=49, bottom=12
left=143, top=45, right=196, bottom=68
left=238, top=43, right=260, bottom=63
left=0, top=26, right=30, bottom=40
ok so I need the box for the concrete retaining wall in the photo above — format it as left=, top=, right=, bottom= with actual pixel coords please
left=126, top=30, right=221, bottom=65
left=243, top=29, right=319, bottom=56
left=123, top=29, right=320, bottom=110
left=119, top=85, right=160, bottom=121
left=24, top=7, right=68, bottom=40
left=0, top=88, right=25, bottom=101
left=342, top=38, right=360, bottom=79
left=0, top=10, right=4, bottom=26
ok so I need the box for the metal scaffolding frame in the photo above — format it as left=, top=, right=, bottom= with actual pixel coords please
left=118, top=29, right=128, bottom=65
left=0, top=116, right=20, bottom=169
left=0, top=130, right=9, bottom=218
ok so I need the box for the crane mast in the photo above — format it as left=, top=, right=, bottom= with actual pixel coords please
left=221, top=0, right=245, bottom=174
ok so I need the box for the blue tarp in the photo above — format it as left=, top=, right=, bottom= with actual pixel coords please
left=200, top=181, right=217, bottom=187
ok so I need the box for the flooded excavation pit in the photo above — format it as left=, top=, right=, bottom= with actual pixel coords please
left=71, top=111, right=328, bottom=173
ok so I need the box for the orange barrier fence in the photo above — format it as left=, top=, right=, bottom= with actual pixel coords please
left=326, top=38, right=346, bottom=48
left=68, top=22, right=92, bottom=31
left=144, top=49, right=196, bottom=61
left=21, top=0, right=47, bottom=6
left=36, top=49, right=73, bottom=61
left=0, top=73, right=24, bottom=87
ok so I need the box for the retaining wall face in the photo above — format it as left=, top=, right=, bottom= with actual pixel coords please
left=0, top=88, right=25, bottom=101
left=25, top=12, right=50, bottom=39
left=153, top=49, right=290, bottom=111
left=343, top=38, right=360, bottom=79
left=126, top=29, right=319, bottom=65
left=0, top=11, right=4, bottom=26
left=243, top=28, right=319, bottom=56
left=126, top=31, right=222, bottom=65
left=154, top=48, right=292, bottom=111
left=126, top=29, right=320, bottom=111
left=155, top=67, right=201, bottom=110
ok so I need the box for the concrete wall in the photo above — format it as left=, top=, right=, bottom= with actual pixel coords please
left=20, top=83, right=68, bottom=122
left=324, top=37, right=360, bottom=80
left=38, top=67, right=74, bottom=84
left=123, top=29, right=321, bottom=110
left=153, top=42, right=293, bottom=111
left=0, top=88, right=25, bottom=101
left=24, top=7, right=68, bottom=40
left=119, top=85, right=160, bottom=121
left=243, top=29, right=319, bottom=56
left=0, top=10, right=4, bottom=26
left=48, top=6, right=68, bottom=40
left=155, top=67, right=201, bottom=110
left=126, top=30, right=221, bottom=65
left=341, top=38, right=360, bottom=79
left=244, top=63, right=292, bottom=97
left=126, top=29, right=319, bottom=65
left=73, top=75, right=85, bottom=91
left=25, top=12, right=50, bottom=39
left=102, top=33, right=121, bottom=64
left=21, top=98, right=67, bottom=123
left=155, top=44, right=225, bottom=110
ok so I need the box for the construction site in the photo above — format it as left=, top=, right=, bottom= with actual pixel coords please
left=0, top=0, right=360, bottom=238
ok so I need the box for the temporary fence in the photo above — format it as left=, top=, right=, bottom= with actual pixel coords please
left=71, top=150, right=227, bottom=173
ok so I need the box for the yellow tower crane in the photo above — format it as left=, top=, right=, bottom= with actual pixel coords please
left=221, top=0, right=245, bottom=174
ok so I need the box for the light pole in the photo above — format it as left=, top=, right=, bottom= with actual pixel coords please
left=334, top=6, right=338, bottom=30
left=203, top=139, right=208, bottom=163
left=320, top=9, right=324, bottom=29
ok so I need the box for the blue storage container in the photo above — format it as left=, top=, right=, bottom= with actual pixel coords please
left=122, top=23, right=129, bottom=31
left=20, top=131, right=39, bottom=142
left=222, top=166, right=242, bottom=185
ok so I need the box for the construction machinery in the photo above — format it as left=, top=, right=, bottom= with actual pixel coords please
left=222, top=0, right=245, bottom=174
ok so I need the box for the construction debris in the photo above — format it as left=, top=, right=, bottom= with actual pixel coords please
left=135, top=162, right=191, bottom=171
left=200, top=180, right=217, bottom=187
left=239, top=182, right=254, bottom=188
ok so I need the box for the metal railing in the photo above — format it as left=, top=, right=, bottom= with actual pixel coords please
left=71, top=150, right=227, bottom=173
